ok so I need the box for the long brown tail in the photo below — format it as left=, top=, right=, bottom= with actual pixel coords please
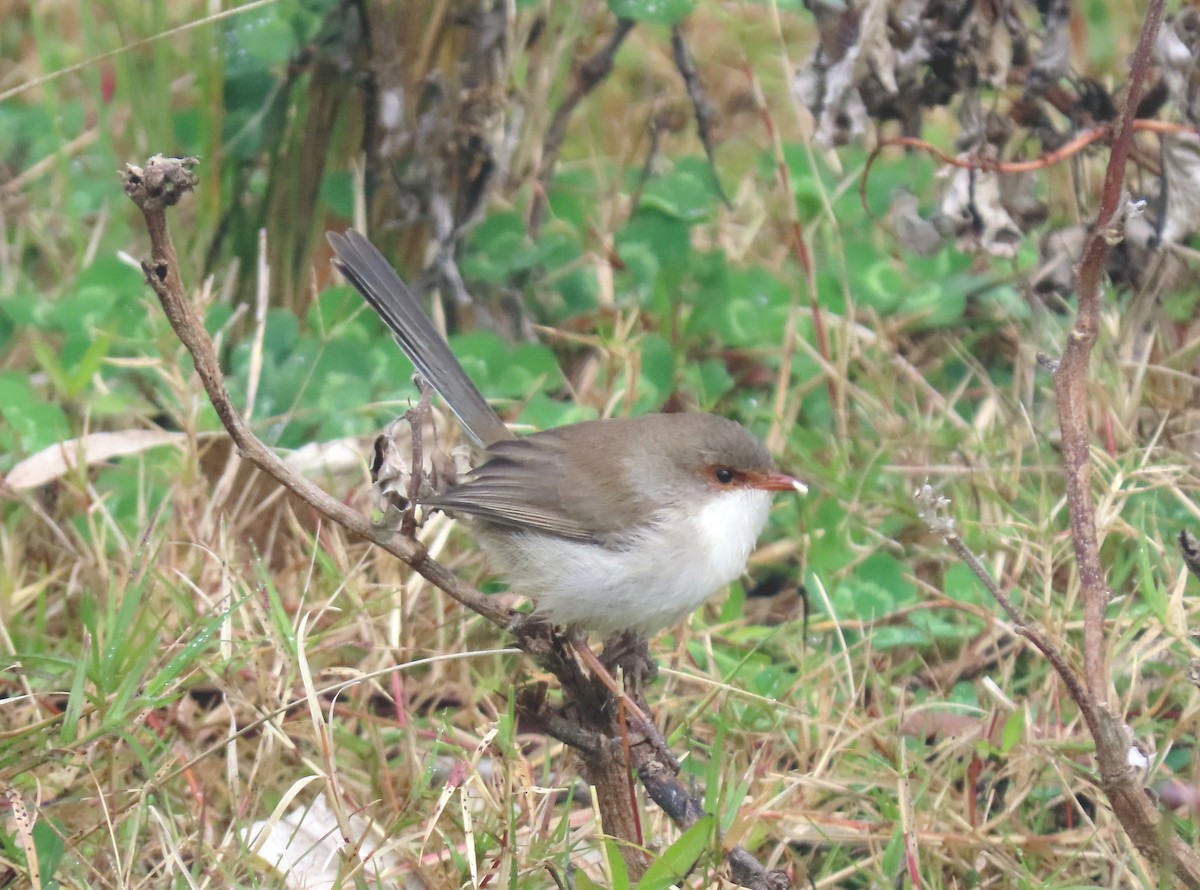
left=327, top=229, right=512, bottom=447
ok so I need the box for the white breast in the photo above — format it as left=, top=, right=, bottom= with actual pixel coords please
left=478, top=488, right=772, bottom=637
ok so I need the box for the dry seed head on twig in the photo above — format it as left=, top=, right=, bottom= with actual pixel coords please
left=914, top=483, right=955, bottom=537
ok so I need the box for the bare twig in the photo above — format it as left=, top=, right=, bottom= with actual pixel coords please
left=629, top=113, right=665, bottom=210
left=914, top=486, right=1100, bottom=741
left=527, top=17, right=636, bottom=236
left=120, top=155, right=515, bottom=631
left=859, top=120, right=1199, bottom=219
left=670, top=24, right=730, bottom=208
left=1053, top=0, right=1164, bottom=704
left=630, top=742, right=790, bottom=890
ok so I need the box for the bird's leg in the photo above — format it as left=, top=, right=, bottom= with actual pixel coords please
left=570, top=634, right=677, bottom=770
left=599, top=630, right=658, bottom=694
left=569, top=634, right=639, bottom=714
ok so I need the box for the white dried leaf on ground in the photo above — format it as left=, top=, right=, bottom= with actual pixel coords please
left=283, top=439, right=367, bottom=477
left=4, top=430, right=187, bottom=490
left=858, top=0, right=898, bottom=94
left=999, top=170, right=1047, bottom=231
left=243, top=793, right=405, bottom=889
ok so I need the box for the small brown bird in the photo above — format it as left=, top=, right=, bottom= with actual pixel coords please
left=329, top=230, right=804, bottom=637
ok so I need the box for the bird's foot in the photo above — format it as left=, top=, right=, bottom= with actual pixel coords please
left=599, top=630, right=658, bottom=693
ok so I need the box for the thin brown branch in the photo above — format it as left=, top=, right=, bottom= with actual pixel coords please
left=670, top=24, right=730, bottom=208
left=859, top=120, right=1199, bottom=218
left=630, top=742, right=790, bottom=890
left=573, top=637, right=678, bottom=767
left=914, top=486, right=1101, bottom=740
left=1053, top=0, right=1165, bottom=705
left=527, top=17, right=636, bottom=236
left=616, top=695, right=644, bottom=850
left=120, top=155, right=515, bottom=631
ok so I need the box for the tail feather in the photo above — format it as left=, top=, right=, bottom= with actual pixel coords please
left=327, top=230, right=512, bottom=447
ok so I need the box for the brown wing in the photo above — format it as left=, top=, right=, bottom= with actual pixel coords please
left=421, top=432, right=600, bottom=541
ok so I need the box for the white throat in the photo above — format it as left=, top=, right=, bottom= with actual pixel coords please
left=684, top=487, right=773, bottom=591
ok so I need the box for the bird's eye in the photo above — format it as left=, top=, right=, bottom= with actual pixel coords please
left=714, top=467, right=736, bottom=484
